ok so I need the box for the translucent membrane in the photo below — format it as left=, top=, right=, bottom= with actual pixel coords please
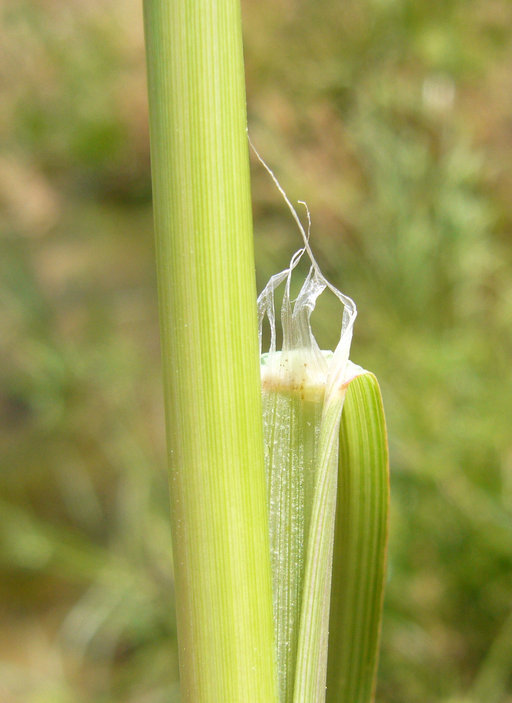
left=258, top=241, right=359, bottom=703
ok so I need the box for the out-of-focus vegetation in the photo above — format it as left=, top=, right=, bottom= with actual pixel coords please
left=1, top=0, right=511, bottom=701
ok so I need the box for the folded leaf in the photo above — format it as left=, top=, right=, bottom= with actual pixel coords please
left=326, top=372, right=389, bottom=703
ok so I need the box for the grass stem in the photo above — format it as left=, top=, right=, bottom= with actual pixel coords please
left=143, top=2, right=277, bottom=701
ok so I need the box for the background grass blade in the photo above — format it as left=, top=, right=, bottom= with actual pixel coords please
left=326, top=372, right=389, bottom=703
left=467, top=605, right=512, bottom=703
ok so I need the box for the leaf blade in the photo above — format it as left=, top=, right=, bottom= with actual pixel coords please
left=326, top=372, right=390, bottom=703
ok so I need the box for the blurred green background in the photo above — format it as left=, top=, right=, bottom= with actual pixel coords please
left=1, top=0, right=511, bottom=701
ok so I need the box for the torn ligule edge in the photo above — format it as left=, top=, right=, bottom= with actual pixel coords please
left=251, top=135, right=358, bottom=402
